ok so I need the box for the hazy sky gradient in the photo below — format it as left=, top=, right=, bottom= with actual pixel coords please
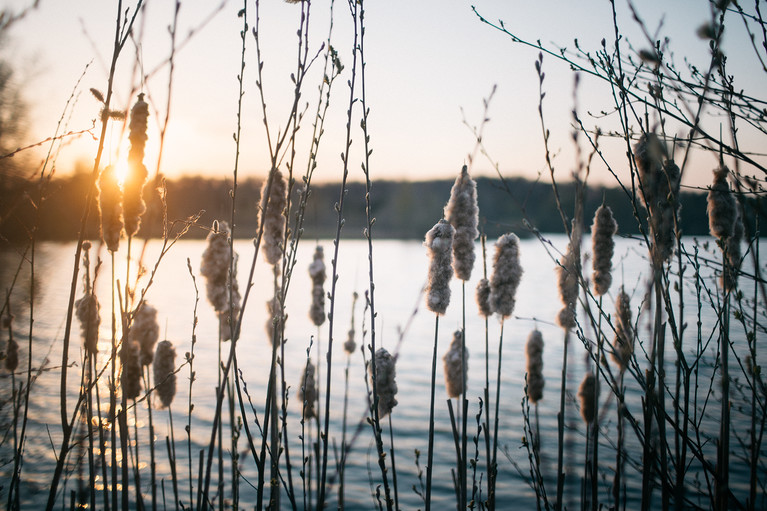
left=3, top=0, right=764, bottom=188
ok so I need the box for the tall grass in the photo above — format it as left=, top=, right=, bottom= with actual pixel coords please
left=1, top=0, right=766, bottom=510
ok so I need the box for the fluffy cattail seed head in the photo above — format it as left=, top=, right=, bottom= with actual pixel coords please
left=265, top=295, right=285, bottom=345
left=200, top=221, right=242, bottom=317
left=130, top=302, right=160, bottom=366
left=261, top=169, right=288, bottom=266
left=591, top=204, right=617, bottom=296
left=475, top=278, right=492, bottom=318
left=556, top=225, right=581, bottom=330
left=443, top=330, right=468, bottom=398
left=309, top=246, right=326, bottom=327
left=344, top=292, right=358, bottom=355
left=4, top=338, right=18, bottom=372
left=707, top=166, right=737, bottom=240
left=722, top=211, right=744, bottom=291
left=578, top=372, right=597, bottom=423
left=424, top=219, right=455, bottom=315
left=123, top=94, right=149, bottom=236
left=444, top=165, right=479, bottom=281
left=75, top=293, right=101, bottom=354
left=526, top=330, right=545, bottom=403
left=120, top=340, right=142, bottom=400
left=298, top=360, right=317, bottom=419
left=612, top=287, right=634, bottom=371
left=371, top=348, right=398, bottom=418
left=489, top=233, right=523, bottom=319
left=153, top=340, right=176, bottom=408
left=98, top=165, right=123, bottom=253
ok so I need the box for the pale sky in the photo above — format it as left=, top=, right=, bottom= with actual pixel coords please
left=3, top=0, right=765, bottom=188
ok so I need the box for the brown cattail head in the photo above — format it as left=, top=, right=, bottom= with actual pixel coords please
left=120, top=340, right=142, bottom=400
left=4, top=338, right=18, bottom=372
left=130, top=302, right=160, bottom=366
left=424, top=219, right=455, bottom=315
left=612, top=287, right=634, bottom=371
left=261, top=169, right=288, bottom=266
left=591, top=204, right=617, bottom=296
left=265, top=294, right=286, bottom=345
left=578, top=372, right=597, bottom=423
left=298, top=360, right=317, bottom=419
left=634, top=133, right=681, bottom=263
left=722, top=211, right=744, bottom=291
left=526, top=329, right=545, bottom=403
left=75, top=293, right=101, bottom=354
left=98, top=165, right=123, bottom=253
left=200, top=221, right=242, bottom=318
left=153, top=340, right=177, bottom=408
left=707, top=166, right=737, bottom=240
left=309, top=245, right=326, bottom=327
left=371, top=348, right=398, bottom=418
left=344, top=292, right=359, bottom=355
left=556, top=226, right=581, bottom=329
left=123, top=93, right=149, bottom=237
left=475, top=278, right=492, bottom=318
left=443, top=330, right=468, bottom=398
left=444, top=165, right=479, bottom=281
left=489, top=233, right=523, bottom=319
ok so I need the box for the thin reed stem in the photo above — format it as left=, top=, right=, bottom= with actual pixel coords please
left=425, top=314, right=440, bottom=510
left=555, top=330, right=569, bottom=511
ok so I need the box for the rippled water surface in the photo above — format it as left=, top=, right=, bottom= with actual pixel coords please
left=0, top=236, right=763, bottom=509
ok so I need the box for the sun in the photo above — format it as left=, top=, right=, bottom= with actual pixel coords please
left=113, top=158, right=129, bottom=188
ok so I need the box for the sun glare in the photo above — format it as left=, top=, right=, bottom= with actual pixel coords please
left=114, top=159, right=129, bottom=188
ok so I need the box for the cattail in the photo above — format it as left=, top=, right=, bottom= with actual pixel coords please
left=526, top=329, right=545, bottom=403
left=298, top=360, right=317, bottom=419
left=120, top=340, right=142, bottom=400
left=556, top=226, right=581, bottom=330
left=5, top=338, right=18, bottom=372
left=612, top=287, right=634, bottom=371
left=707, top=166, right=743, bottom=290
left=578, top=373, right=597, bottom=423
left=309, top=245, right=326, bottom=326
left=153, top=340, right=177, bottom=408
left=130, top=302, right=160, bottom=366
left=634, top=133, right=681, bottom=263
left=123, top=93, right=149, bottom=236
left=98, top=165, right=123, bottom=253
left=444, top=165, right=479, bottom=281
left=489, top=233, right=523, bottom=319
left=200, top=221, right=242, bottom=317
left=591, top=204, right=617, bottom=296
left=443, top=330, right=468, bottom=398
left=265, top=295, right=285, bottom=345
left=475, top=277, right=492, bottom=318
left=75, top=293, right=101, bottom=354
left=344, top=292, right=358, bottom=355
left=371, top=348, right=398, bottom=418
left=424, top=219, right=455, bottom=315
left=261, top=169, right=287, bottom=266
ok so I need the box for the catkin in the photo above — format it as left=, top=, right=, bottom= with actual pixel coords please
left=120, top=340, right=142, bottom=400
left=98, top=165, right=123, bottom=253
left=556, top=226, right=581, bottom=330
left=371, top=348, right=398, bottom=418
left=200, top=221, right=242, bottom=317
left=526, top=329, right=545, bottom=403
left=130, top=302, right=160, bottom=366
left=489, top=233, right=523, bottom=319
left=634, top=133, right=681, bottom=263
left=75, top=293, right=101, bottom=355
left=309, top=245, right=326, bottom=327
left=123, top=94, right=149, bottom=237
left=443, top=330, right=468, bottom=398
left=424, top=219, right=455, bottom=315
left=578, top=372, right=597, bottom=424
left=591, top=204, right=617, bottom=296
left=298, top=360, right=317, bottom=419
left=261, top=169, right=287, bottom=266
left=475, top=278, right=492, bottom=318
left=612, top=287, right=634, bottom=371
left=153, top=340, right=176, bottom=408
left=444, top=165, right=479, bottom=281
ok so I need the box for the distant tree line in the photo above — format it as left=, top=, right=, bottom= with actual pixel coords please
left=0, top=170, right=763, bottom=243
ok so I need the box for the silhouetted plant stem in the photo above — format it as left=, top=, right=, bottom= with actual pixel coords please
left=555, top=330, right=569, bottom=511
left=425, top=314, right=440, bottom=511
left=717, top=251, right=731, bottom=510
left=490, top=321, right=506, bottom=510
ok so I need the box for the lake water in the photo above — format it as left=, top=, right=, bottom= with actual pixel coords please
left=0, top=235, right=763, bottom=509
